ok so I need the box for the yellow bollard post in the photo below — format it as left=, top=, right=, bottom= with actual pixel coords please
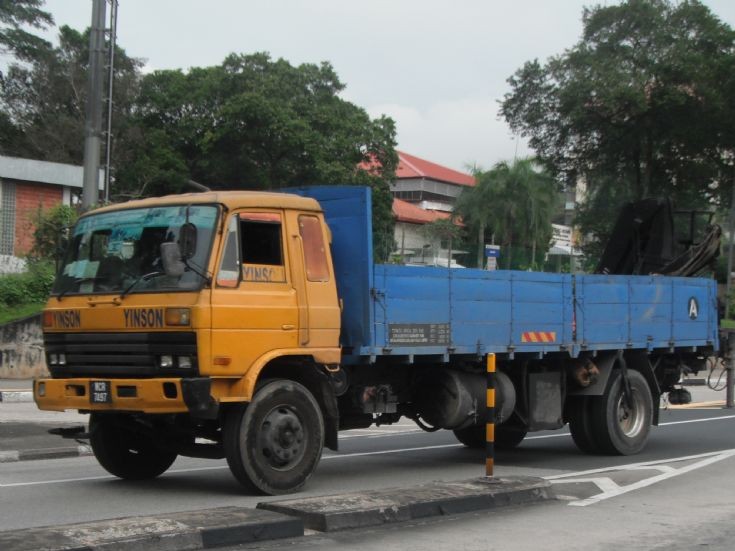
left=486, top=353, right=496, bottom=477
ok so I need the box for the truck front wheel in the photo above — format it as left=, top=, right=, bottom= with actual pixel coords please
left=590, top=369, right=653, bottom=455
left=89, top=414, right=177, bottom=480
left=223, top=380, right=324, bottom=495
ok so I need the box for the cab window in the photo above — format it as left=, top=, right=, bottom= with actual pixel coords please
left=239, top=212, right=286, bottom=283
left=299, top=215, right=329, bottom=282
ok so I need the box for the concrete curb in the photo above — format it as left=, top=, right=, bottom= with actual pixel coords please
left=259, top=476, right=552, bottom=532
left=0, top=445, right=92, bottom=463
left=0, top=390, right=33, bottom=403
left=0, top=507, right=303, bottom=551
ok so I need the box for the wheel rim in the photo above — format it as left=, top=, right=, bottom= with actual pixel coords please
left=258, top=405, right=306, bottom=470
left=616, top=388, right=645, bottom=438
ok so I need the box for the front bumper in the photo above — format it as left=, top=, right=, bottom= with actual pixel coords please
left=34, top=377, right=216, bottom=416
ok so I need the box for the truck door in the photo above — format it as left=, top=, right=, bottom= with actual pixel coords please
left=210, top=211, right=299, bottom=374
left=285, top=211, right=340, bottom=349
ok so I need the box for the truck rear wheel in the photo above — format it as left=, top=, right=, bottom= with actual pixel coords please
left=89, top=414, right=177, bottom=480
left=567, top=396, right=600, bottom=453
left=590, top=369, right=652, bottom=455
left=453, top=425, right=527, bottom=449
left=223, top=380, right=324, bottom=495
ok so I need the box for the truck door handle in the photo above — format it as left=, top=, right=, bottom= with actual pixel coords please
left=282, top=324, right=295, bottom=330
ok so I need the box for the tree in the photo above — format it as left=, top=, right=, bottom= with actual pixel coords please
left=128, top=52, right=397, bottom=260
left=455, top=158, right=556, bottom=270
left=500, top=0, right=735, bottom=261
left=0, top=25, right=143, bottom=164
left=0, top=0, right=53, bottom=62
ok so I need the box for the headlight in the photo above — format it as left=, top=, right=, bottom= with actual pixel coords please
left=58, top=353, right=66, bottom=366
left=49, top=354, right=58, bottom=365
left=178, top=356, right=192, bottom=369
left=159, top=355, right=173, bottom=368
left=165, top=308, right=191, bottom=326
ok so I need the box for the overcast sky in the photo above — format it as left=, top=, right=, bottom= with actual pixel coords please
left=39, top=0, right=735, bottom=174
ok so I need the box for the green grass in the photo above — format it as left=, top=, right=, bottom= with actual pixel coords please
left=721, top=319, right=735, bottom=329
left=0, top=302, right=45, bottom=325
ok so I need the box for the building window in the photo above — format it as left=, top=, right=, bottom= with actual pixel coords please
left=0, top=181, right=16, bottom=255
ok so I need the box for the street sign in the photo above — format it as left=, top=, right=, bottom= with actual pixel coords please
left=485, top=245, right=501, bottom=258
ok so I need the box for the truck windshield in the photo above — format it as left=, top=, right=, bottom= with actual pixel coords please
left=52, top=204, right=219, bottom=297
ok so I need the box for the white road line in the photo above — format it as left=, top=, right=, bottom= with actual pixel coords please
left=566, top=449, right=735, bottom=507
left=544, top=448, right=735, bottom=480
left=0, top=444, right=464, bottom=488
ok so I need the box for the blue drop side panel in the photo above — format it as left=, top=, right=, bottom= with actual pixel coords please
left=363, top=267, right=717, bottom=358
left=572, top=274, right=717, bottom=352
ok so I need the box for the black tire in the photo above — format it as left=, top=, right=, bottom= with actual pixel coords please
left=89, top=414, right=177, bottom=480
left=223, top=380, right=324, bottom=495
left=567, top=396, right=601, bottom=454
left=496, top=426, right=528, bottom=449
left=589, top=369, right=653, bottom=455
left=453, top=424, right=527, bottom=449
left=453, top=424, right=484, bottom=448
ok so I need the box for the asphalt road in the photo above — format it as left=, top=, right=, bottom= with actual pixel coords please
left=0, top=404, right=733, bottom=537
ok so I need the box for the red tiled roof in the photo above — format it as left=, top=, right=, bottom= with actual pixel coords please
left=397, top=151, right=475, bottom=187
left=392, top=199, right=458, bottom=225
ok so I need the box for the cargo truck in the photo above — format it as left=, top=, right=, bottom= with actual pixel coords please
left=34, top=186, right=719, bottom=494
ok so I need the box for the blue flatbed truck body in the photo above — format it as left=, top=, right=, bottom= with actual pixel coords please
left=290, top=186, right=719, bottom=362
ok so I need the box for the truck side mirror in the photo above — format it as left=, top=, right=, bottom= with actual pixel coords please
left=160, top=242, right=186, bottom=277
left=179, top=222, right=198, bottom=259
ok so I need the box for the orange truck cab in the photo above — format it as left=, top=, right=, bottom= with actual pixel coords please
left=36, top=190, right=341, bottom=494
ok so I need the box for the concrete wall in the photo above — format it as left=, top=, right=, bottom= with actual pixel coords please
left=0, top=314, right=48, bottom=379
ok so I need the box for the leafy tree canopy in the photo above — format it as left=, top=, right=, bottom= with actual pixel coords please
left=500, top=0, right=735, bottom=260
left=0, top=0, right=53, bottom=62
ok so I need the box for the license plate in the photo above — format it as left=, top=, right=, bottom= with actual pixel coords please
left=90, top=381, right=112, bottom=404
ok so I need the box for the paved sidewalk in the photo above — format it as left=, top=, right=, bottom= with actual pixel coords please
left=0, top=380, right=89, bottom=462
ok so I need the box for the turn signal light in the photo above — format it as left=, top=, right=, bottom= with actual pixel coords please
left=42, top=311, right=53, bottom=327
left=165, top=308, right=191, bottom=326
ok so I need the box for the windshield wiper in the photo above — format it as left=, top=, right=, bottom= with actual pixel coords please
left=56, top=277, right=98, bottom=302
left=119, top=271, right=166, bottom=299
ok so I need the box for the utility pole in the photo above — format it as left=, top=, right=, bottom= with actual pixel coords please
left=725, top=180, right=735, bottom=319
left=104, top=1, right=119, bottom=203
left=81, top=0, right=107, bottom=209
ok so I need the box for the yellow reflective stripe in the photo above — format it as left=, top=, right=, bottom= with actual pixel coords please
left=487, top=388, right=495, bottom=408
left=486, top=423, right=495, bottom=442
left=486, top=353, right=496, bottom=373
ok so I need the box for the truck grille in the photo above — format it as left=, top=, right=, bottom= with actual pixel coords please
left=44, top=332, right=198, bottom=378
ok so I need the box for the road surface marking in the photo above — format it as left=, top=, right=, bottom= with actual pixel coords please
left=546, top=448, right=735, bottom=507
left=561, top=449, right=735, bottom=507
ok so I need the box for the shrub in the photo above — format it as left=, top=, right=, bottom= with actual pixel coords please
left=0, top=261, right=55, bottom=307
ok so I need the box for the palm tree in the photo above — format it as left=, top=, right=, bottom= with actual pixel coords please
left=455, top=158, right=557, bottom=270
